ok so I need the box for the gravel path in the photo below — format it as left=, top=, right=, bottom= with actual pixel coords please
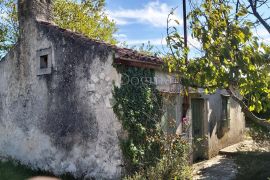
left=192, top=139, right=270, bottom=180
left=193, top=155, right=237, bottom=180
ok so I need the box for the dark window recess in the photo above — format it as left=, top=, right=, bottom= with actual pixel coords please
left=36, top=47, right=52, bottom=75
left=40, top=55, right=48, bottom=69
left=221, top=94, right=230, bottom=128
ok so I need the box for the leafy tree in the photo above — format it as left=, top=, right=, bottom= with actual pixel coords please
left=0, top=0, right=117, bottom=58
left=53, top=0, right=117, bottom=44
left=0, top=0, right=18, bottom=57
left=166, top=0, right=270, bottom=123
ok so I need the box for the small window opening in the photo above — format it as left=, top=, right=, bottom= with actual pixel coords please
left=37, top=47, right=52, bottom=76
left=40, top=55, right=48, bottom=69
left=221, top=94, right=230, bottom=128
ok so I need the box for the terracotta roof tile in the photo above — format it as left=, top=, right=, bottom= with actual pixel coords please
left=37, top=20, right=164, bottom=67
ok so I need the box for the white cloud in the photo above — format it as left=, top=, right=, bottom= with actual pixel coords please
left=188, top=35, right=201, bottom=49
left=252, top=27, right=270, bottom=44
left=252, top=27, right=269, bottom=37
left=123, top=36, right=201, bottom=49
left=107, top=1, right=182, bottom=27
left=113, top=33, right=128, bottom=40
left=252, top=27, right=269, bottom=36
left=124, top=37, right=166, bottom=46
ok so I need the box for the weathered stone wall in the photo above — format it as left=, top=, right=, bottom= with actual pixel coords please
left=205, top=90, right=245, bottom=157
left=0, top=19, right=122, bottom=179
left=153, top=72, right=245, bottom=158
left=154, top=71, right=184, bottom=134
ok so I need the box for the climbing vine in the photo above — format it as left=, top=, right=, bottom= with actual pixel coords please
left=112, top=65, right=163, bottom=173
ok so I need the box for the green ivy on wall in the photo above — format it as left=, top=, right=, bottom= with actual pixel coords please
left=112, top=65, right=163, bottom=174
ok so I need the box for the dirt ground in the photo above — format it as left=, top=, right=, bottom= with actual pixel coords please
left=192, top=140, right=270, bottom=180
left=193, top=155, right=237, bottom=180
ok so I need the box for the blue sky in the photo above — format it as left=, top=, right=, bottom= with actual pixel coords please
left=106, top=0, right=185, bottom=49
left=105, top=0, right=270, bottom=55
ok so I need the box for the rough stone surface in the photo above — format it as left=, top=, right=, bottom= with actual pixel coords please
left=193, top=139, right=270, bottom=180
left=219, top=139, right=270, bottom=155
left=0, top=1, right=246, bottom=179
left=203, top=90, right=246, bottom=158
left=0, top=16, right=122, bottom=179
left=193, top=155, right=237, bottom=180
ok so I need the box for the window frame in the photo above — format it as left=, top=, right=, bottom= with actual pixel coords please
left=221, top=94, right=231, bottom=127
left=37, top=47, right=52, bottom=75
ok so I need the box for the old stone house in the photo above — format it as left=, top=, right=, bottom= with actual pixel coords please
left=0, top=0, right=245, bottom=179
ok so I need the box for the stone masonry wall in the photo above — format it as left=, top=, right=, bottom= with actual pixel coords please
left=0, top=18, right=123, bottom=179
left=205, top=90, right=245, bottom=157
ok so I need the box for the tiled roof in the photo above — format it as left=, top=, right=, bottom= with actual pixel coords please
left=37, top=20, right=164, bottom=68
left=115, top=48, right=163, bottom=65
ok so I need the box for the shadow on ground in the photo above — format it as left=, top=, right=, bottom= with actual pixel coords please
left=193, top=152, right=270, bottom=180
left=234, top=152, right=270, bottom=180
left=193, top=155, right=237, bottom=180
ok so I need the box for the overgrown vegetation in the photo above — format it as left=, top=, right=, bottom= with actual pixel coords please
left=0, top=0, right=117, bottom=58
left=235, top=152, right=270, bottom=180
left=113, top=66, right=163, bottom=173
left=246, top=118, right=270, bottom=143
left=166, top=0, right=270, bottom=123
left=53, top=0, right=117, bottom=44
left=0, top=159, right=76, bottom=180
left=0, top=0, right=18, bottom=57
left=124, top=135, right=192, bottom=180
left=235, top=119, right=270, bottom=179
left=113, top=65, right=192, bottom=179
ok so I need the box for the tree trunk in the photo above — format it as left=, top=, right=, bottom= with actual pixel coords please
left=226, top=88, right=270, bottom=130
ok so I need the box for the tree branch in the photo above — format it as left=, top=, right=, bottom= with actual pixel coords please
left=226, top=87, right=270, bottom=130
left=248, top=0, right=270, bottom=34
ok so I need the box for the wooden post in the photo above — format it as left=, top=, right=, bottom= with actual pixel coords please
left=183, top=0, right=188, bottom=62
left=182, top=0, right=189, bottom=119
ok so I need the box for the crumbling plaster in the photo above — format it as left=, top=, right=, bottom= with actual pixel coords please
left=0, top=19, right=123, bottom=179
left=203, top=90, right=245, bottom=157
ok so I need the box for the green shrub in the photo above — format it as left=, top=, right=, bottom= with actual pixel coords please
left=124, top=135, right=192, bottom=180
left=113, top=65, right=163, bottom=173
left=0, top=158, right=75, bottom=180
left=246, top=118, right=270, bottom=142
left=113, top=65, right=192, bottom=179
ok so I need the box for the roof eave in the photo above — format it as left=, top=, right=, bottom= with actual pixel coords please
left=114, top=56, right=163, bottom=70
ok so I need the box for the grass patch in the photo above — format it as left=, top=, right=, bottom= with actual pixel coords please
left=236, top=118, right=270, bottom=180
left=0, top=159, right=76, bottom=180
left=235, top=152, right=270, bottom=180
left=246, top=118, right=270, bottom=143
